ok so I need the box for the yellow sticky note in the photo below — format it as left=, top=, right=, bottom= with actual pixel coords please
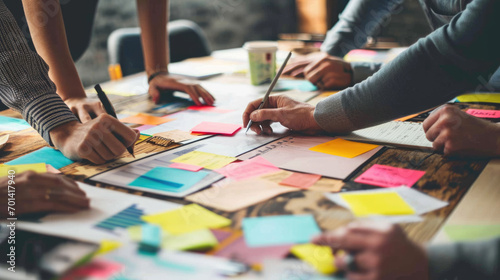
left=142, top=204, right=231, bottom=235
left=171, top=151, right=237, bottom=170
left=0, top=163, right=47, bottom=176
left=135, top=134, right=152, bottom=145
left=291, top=244, right=336, bottom=274
left=456, top=93, right=500, bottom=104
left=95, top=240, right=122, bottom=256
left=128, top=225, right=143, bottom=241
left=162, top=229, right=218, bottom=251
left=341, top=192, right=415, bottom=217
left=309, top=138, right=379, bottom=158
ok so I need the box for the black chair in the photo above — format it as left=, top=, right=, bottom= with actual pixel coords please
left=107, top=20, right=211, bottom=77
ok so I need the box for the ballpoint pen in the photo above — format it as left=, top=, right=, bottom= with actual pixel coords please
left=94, top=84, right=135, bottom=158
left=245, top=51, right=292, bottom=134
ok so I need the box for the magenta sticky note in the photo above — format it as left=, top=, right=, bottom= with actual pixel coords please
left=187, top=105, right=233, bottom=113
left=214, top=236, right=291, bottom=265
left=354, top=164, right=426, bottom=188
left=215, top=156, right=280, bottom=181
left=191, top=121, right=242, bottom=136
left=466, top=109, right=500, bottom=118
left=169, top=162, right=203, bottom=172
left=61, top=260, right=122, bottom=279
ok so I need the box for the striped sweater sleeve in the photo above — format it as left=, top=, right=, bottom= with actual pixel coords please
left=0, top=0, right=78, bottom=145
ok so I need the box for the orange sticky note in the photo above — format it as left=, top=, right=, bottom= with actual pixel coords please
left=279, top=173, right=321, bottom=189
left=191, top=122, right=241, bottom=136
left=120, top=113, right=173, bottom=125
left=309, top=138, right=379, bottom=158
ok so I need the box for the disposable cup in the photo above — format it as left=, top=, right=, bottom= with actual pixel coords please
left=243, top=41, right=278, bottom=85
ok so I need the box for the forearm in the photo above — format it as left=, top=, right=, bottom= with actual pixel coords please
left=0, top=0, right=78, bottom=144
left=427, top=238, right=500, bottom=279
left=21, top=0, right=86, bottom=100
left=321, top=0, right=405, bottom=57
left=315, top=0, right=500, bottom=133
left=137, top=0, right=169, bottom=76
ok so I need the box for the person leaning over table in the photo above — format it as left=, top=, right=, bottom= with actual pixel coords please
left=243, top=0, right=500, bottom=157
left=312, top=221, right=500, bottom=280
left=0, top=0, right=138, bottom=164
left=283, top=0, right=500, bottom=92
left=5, top=0, right=214, bottom=123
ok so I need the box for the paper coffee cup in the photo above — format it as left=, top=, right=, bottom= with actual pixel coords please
left=243, top=41, right=278, bottom=85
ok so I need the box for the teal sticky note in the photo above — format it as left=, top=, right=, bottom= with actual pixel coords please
left=139, top=224, right=162, bottom=253
left=273, top=80, right=318, bottom=92
left=0, top=116, right=31, bottom=132
left=128, top=167, right=209, bottom=193
left=242, top=215, right=321, bottom=247
left=6, top=147, right=74, bottom=169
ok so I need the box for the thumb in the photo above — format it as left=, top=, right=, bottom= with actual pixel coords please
left=250, top=108, right=283, bottom=123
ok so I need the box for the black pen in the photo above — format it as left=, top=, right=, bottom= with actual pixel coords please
left=94, top=84, right=135, bottom=158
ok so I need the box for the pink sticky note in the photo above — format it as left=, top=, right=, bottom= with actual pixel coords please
left=354, top=164, right=426, bottom=188
left=466, top=109, right=500, bottom=118
left=215, top=156, right=280, bottom=181
left=279, top=173, right=322, bottom=189
left=136, top=124, right=156, bottom=132
left=169, top=162, right=203, bottom=172
left=187, top=105, right=234, bottom=113
left=61, top=260, right=122, bottom=280
left=46, top=164, right=61, bottom=174
left=191, top=122, right=242, bottom=136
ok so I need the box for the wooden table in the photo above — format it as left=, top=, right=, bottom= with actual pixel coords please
left=0, top=69, right=496, bottom=245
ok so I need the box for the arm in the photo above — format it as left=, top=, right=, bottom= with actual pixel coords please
left=136, top=0, right=214, bottom=105
left=21, top=0, right=104, bottom=122
left=314, top=0, right=500, bottom=133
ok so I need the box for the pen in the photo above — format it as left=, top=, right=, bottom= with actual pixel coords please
left=94, top=84, right=135, bottom=158
left=245, top=51, right=292, bottom=134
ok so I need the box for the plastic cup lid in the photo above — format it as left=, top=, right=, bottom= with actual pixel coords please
left=243, top=41, right=278, bottom=52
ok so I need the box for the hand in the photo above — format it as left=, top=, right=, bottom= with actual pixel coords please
left=243, top=95, right=324, bottom=135
left=283, top=52, right=327, bottom=77
left=64, top=97, right=106, bottom=123
left=313, top=221, right=428, bottom=280
left=50, top=115, right=140, bottom=165
left=423, top=105, right=500, bottom=157
left=149, top=73, right=215, bottom=106
left=303, top=54, right=353, bottom=90
left=0, top=171, right=89, bottom=218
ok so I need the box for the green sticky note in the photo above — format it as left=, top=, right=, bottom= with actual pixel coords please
left=242, top=215, right=321, bottom=247
left=129, top=167, right=209, bottom=193
left=162, top=229, right=218, bottom=251
left=444, top=224, right=500, bottom=242
left=6, top=147, right=74, bottom=169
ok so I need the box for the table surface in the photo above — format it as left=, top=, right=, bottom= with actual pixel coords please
left=1, top=63, right=498, bottom=245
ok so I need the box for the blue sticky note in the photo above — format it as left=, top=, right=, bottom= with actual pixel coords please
left=6, top=147, right=74, bottom=169
left=0, top=116, right=31, bottom=132
left=128, top=167, right=209, bottom=193
left=139, top=224, right=162, bottom=252
left=242, top=215, right=321, bottom=247
left=273, top=80, right=318, bottom=92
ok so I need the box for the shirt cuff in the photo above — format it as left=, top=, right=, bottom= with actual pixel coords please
left=22, top=94, right=78, bottom=146
left=351, top=62, right=383, bottom=84
left=313, top=92, right=356, bottom=133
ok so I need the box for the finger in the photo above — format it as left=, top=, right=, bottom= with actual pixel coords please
left=101, top=130, right=128, bottom=157
left=106, top=118, right=138, bottom=147
left=243, top=98, right=269, bottom=127
left=314, top=228, right=373, bottom=252
left=148, top=82, right=161, bottom=104
left=78, top=110, right=93, bottom=123
left=422, top=108, right=443, bottom=132
left=93, top=102, right=107, bottom=116
left=432, top=134, right=446, bottom=153
left=424, top=122, right=441, bottom=142
left=305, top=64, right=328, bottom=84
left=260, top=120, right=273, bottom=134
left=84, top=147, right=106, bottom=165
left=303, top=57, right=325, bottom=74
left=196, top=86, right=215, bottom=106
left=50, top=190, right=90, bottom=208
left=186, top=85, right=202, bottom=106
left=290, top=68, right=305, bottom=77
left=90, top=135, right=115, bottom=161
left=250, top=108, right=283, bottom=124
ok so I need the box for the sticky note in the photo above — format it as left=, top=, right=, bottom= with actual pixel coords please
left=169, top=162, right=203, bottom=172
left=354, top=164, right=425, bottom=188
left=61, top=260, right=123, bottom=280
left=120, top=113, right=173, bottom=125
left=309, top=138, right=379, bottom=158
left=0, top=116, right=31, bottom=132
left=242, top=215, right=321, bottom=247
left=279, top=173, right=321, bottom=189
left=274, top=80, right=318, bottom=92
left=340, top=192, right=415, bottom=217
left=136, top=124, right=156, bottom=131
left=187, top=105, right=233, bottom=113
left=456, top=93, right=500, bottom=104
left=171, top=151, right=237, bottom=170
left=190, top=122, right=241, bottom=136
left=215, top=156, right=280, bottom=181
left=163, top=229, right=218, bottom=251
left=0, top=163, right=47, bottom=176
left=142, top=204, right=232, bottom=235
left=135, top=134, right=152, bottom=144
left=129, top=167, right=209, bottom=192
left=444, top=224, right=500, bottom=242
left=139, top=224, right=162, bottom=252
left=466, top=109, right=500, bottom=118
left=291, top=244, right=336, bottom=274
left=6, top=147, right=74, bottom=169
left=95, top=240, right=122, bottom=256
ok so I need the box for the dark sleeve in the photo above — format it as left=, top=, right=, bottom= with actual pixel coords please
left=0, top=0, right=78, bottom=145
left=314, top=0, right=500, bottom=133
left=320, top=0, right=405, bottom=57
left=427, top=238, right=500, bottom=279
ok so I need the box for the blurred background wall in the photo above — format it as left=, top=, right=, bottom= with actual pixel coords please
left=75, top=0, right=429, bottom=87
